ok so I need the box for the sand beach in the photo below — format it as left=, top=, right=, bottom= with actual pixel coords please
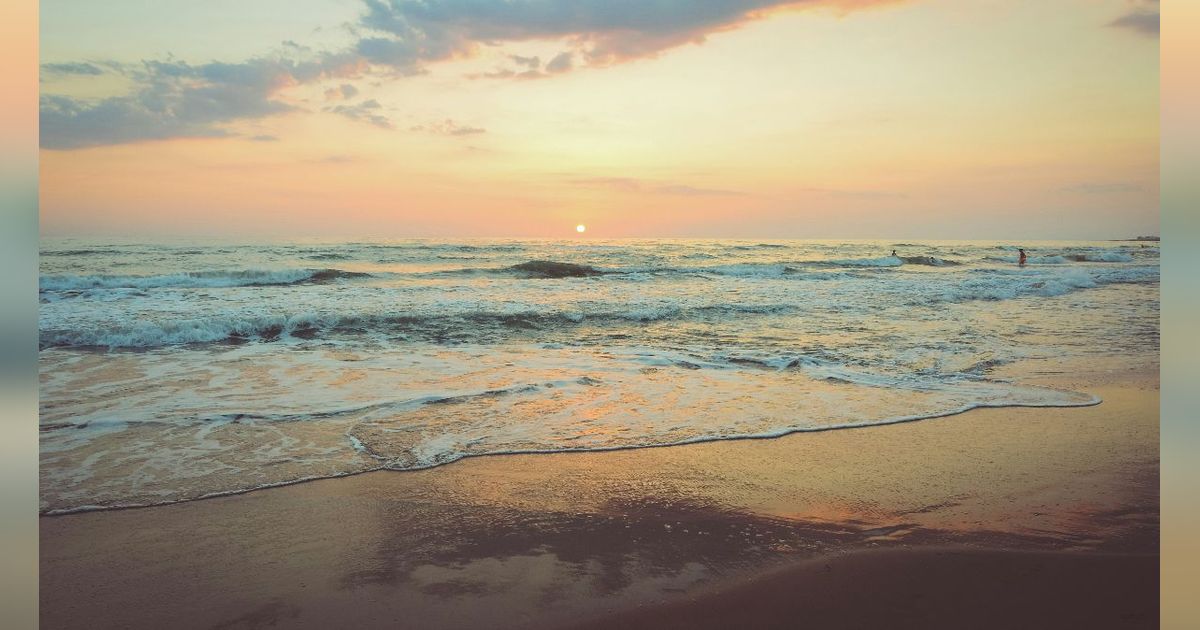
left=41, top=366, right=1158, bottom=629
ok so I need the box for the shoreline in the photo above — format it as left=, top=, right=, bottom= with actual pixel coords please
left=41, top=366, right=1158, bottom=628
left=39, top=388, right=1104, bottom=518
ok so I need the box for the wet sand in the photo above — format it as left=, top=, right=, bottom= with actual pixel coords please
left=572, top=548, right=1157, bottom=630
left=40, top=367, right=1158, bottom=629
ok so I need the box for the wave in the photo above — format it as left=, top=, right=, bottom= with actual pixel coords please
left=986, top=254, right=1068, bottom=265
left=41, top=249, right=111, bottom=256
left=1067, top=252, right=1134, bottom=263
left=436, top=261, right=792, bottom=278
left=40, top=313, right=330, bottom=348
left=348, top=242, right=527, bottom=253
left=900, top=255, right=961, bottom=267
left=921, top=267, right=1156, bottom=303
left=41, top=268, right=1156, bottom=349
left=38, top=303, right=799, bottom=349
left=39, top=266, right=1158, bottom=350
left=803, top=255, right=960, bottom=268
left=508, top=260, right=606, bottom=278
left=349, top=386, right=1100, bottom=471
left=438, top=260, right=830, bottom=279
left=732, top=243, right=789, bottom=250
left=39, top=268, right=371, bottom=292
left=430, top=260, right=800, bottom=279
left=987, top=251, right=1140, bottom=264
left=699, top=263, right=797, bottom=277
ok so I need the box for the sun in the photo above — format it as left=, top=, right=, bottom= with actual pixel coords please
left=576, top=224, right=586, bottom=233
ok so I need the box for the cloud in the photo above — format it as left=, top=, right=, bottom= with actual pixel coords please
left=41, top=62, right=104, bottom=76
left=324, top=83, right=360, bottom=100
left=358, top=0, right=898, bottom=70
left=41, top=0, right=896, bottom=148
left=469, top=50, right=574, bottom=80
left=510, top=54, right=541, bottom=69
left=41, top=93, right=238, bottom=149
left=570, top=176, right=744, bottom=196
left=248, top=134, right=280, bottom=142
left=1108, top=2, right=1159, bottom=38
left=544, top=51, right=573, bottom=73
left=411, top=119, right=486, bottom=135
left=326, top=99, right=393, bottom=128
left=41, top=54, right=366, bottom=149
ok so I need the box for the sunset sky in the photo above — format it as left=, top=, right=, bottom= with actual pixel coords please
left=39, top=0, right=1159, bottom=239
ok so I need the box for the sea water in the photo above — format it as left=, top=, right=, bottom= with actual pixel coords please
left=38, top=239, right=1160, bottom=513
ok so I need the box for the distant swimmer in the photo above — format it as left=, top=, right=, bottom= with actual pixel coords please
left=891, top=249, right=897, bottom=257
left=1018, top=248, right=1028, bottom=266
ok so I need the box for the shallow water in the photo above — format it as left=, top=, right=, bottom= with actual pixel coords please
left=38, top=239, right=1160, bottom=513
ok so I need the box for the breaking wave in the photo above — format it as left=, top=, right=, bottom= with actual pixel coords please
left=985, top=254, right=1068, bottom=265
left=345, top=250, right=1141, bottom=282
left=1067, top=252, right=1135, bottom=263
left=40, top=268, right=372, bottom=292
left=39, top=265, right=1157, bottom=349
left=900, top=255, right=962, bottom=267
left=38, top=303, right=798, bottom=349
left=508, top=260, right=606, bottom=278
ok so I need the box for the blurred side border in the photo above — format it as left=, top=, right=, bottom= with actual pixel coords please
left=0, top=0, right=38, bottom=627
left=1161, top=0, right=1199, bottom=628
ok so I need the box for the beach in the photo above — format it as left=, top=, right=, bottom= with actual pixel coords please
left=40, top=366, right=1158, bottom=629
left=32, top=0, right=1168, bottom=623
left=38, top=239, right=1160, bottom=627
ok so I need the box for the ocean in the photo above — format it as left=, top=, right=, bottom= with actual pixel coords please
left=38, top=239, right=1160, bottom=514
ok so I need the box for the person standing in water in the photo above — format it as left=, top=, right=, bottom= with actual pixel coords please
left=1018, top=248, right=1028, bottom=266
left=891, top=249, right=897, bottom=257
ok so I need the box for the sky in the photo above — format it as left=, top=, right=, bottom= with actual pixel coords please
left=39, top=0, right=1159, bottom=239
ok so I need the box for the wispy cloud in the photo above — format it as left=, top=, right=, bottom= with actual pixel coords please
left=411, top=119, right=486, bottom=135
left=41, top=62, right=105, bottom=76
left=469, top=50, right=574, bottom=80
left=324, top=83, right=360, bottom=100
left=570, top=176, right=744, bottom=197
left=1108, top=1, right=1159, bottom=38
left=325, top=98, right=393, bottom=128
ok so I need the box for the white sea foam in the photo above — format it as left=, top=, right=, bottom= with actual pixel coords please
left=39, top=342, right=1102, bottom=514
